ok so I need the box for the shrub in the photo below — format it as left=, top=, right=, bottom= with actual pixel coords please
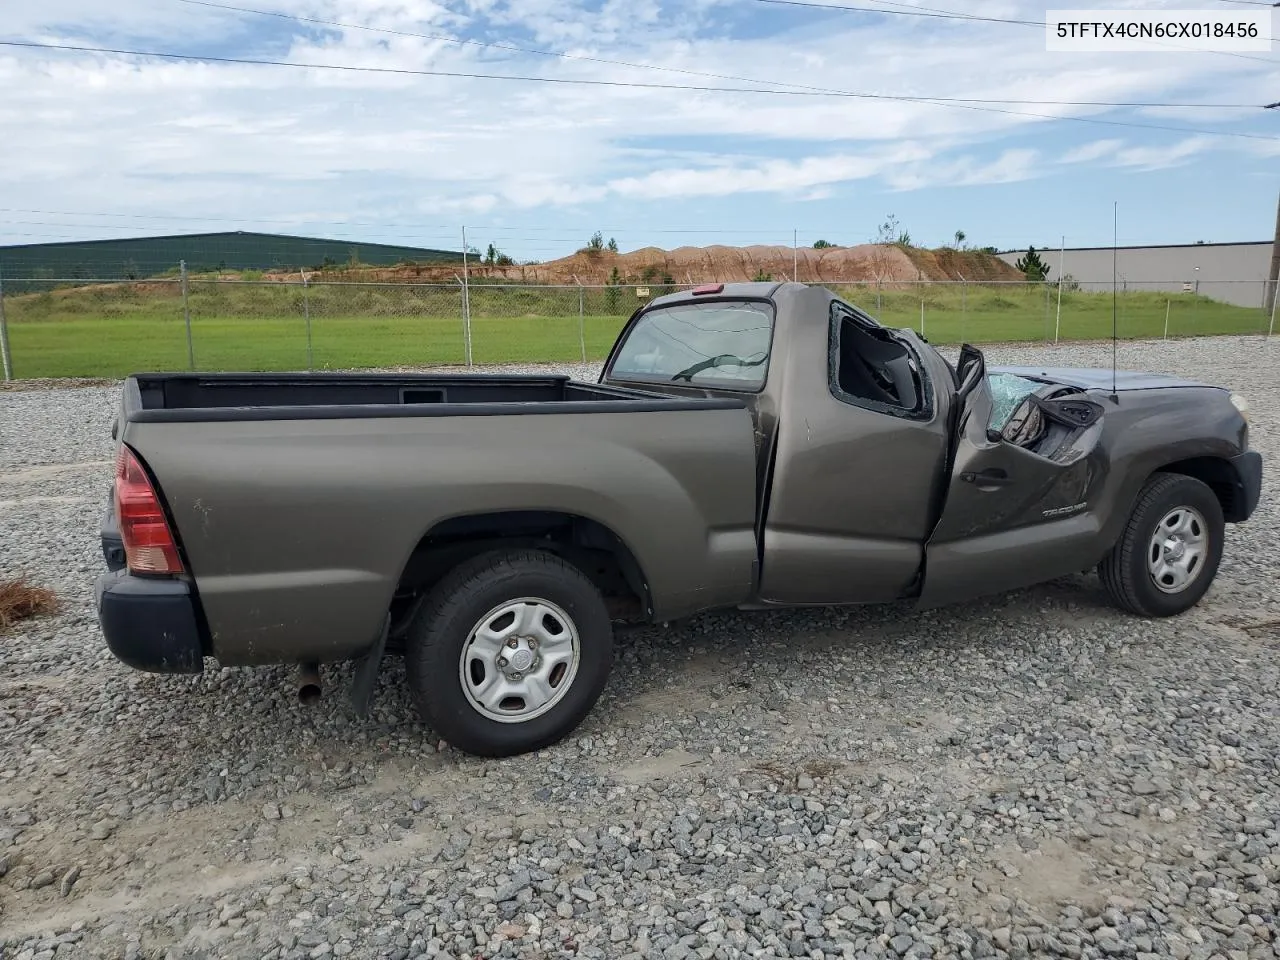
left=0, top=577, right=58, bottom=631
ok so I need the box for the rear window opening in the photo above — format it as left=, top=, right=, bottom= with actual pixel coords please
left=829, top=307, right=926, bottom=416
left=608, top=300, right=775, bottom=392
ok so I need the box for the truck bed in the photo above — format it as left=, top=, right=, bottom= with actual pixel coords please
left=125, top=372, right=687, bottom=421
left=108, top=371, right=762, bottom=666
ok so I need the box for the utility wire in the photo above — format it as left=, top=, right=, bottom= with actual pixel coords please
left=748, top=0, right=1041, bottom=27
left=0, top=218, right=793, bottom=245
left=175, top=0, right=1269, bottom=109
left=177, top=0, right=820, bottom=91
left=747, top=0, right=1279, bottom=65
left=0, top=209, right=848, bottom=236
left=3, top=39, right=1278, bottom=143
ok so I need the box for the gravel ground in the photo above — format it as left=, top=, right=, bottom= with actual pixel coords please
left=2, top=336, right=1278, bottom=960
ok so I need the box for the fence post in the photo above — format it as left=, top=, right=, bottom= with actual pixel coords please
left=1270, top=280, right=1278, bottom=337
left=461, top=225, right=473, bottom=367
left=0, top=270, right=12, bottom=382
left=180, top=260, right=195, bottom=370
left=1054, top=275, right=1063, bottom=345
left=454, top=275, right=473, bottom=366
left=1164, top=299, right=1170, bottom=340
left=573, top=276, right=586, bottom=363
left=301, top=271, right=313, bottom=371
left=464, top=282, right=473, bottom=367
left=920, top=298, right=925, bottom=338
left=1182, top=277, right=1192, bottom=337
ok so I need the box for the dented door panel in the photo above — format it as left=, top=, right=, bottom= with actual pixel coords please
left=757, top=298, right=954, bottom=605
left=919, top=354, right=1112, bottom=609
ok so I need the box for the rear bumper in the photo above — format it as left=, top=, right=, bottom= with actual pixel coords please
left=95, top=569, right=205, bottom=674
left=1229, top=450, right=1263, bottom=523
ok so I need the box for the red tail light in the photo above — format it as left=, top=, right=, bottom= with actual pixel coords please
left=115, top=445, right=184, bottom=575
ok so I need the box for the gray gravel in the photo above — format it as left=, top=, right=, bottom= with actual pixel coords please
left=2, top=335, right=1279, bottom=960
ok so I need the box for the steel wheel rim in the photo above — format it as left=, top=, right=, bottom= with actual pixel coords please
left=458, top=597, right=581, bottom=724
left=1147, top=505, right=1208, bottom=594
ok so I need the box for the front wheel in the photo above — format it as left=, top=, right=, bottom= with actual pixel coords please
left=1098, top=473, right=1224, bottom=617
left=404, top=550, right=614, bottom=757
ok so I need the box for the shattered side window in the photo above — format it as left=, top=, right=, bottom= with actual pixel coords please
left=988, top=373, right=1042, bottom=432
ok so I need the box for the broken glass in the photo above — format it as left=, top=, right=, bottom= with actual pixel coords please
left=987, top=373, right=1042, bottom=432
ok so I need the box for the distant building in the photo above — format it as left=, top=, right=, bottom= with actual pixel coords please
left=0, top=230, right=461, bottom=282
left=997, top=241, right=1273, bottom=308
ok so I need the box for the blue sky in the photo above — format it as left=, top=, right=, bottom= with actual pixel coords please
left=1, top=0, right=1277, bottom=262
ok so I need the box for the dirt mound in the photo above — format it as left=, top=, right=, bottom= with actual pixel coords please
left=904, top=247, right=1024, bottom=282
left=253, top=243, right=1022, bottom=286
left=596, top=244, right=930, bottom=285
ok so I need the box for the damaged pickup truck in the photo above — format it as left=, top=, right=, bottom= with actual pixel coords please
left=96, top=281, right=1262, bottom=756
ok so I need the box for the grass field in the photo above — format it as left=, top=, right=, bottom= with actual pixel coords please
left=2, top=280, right=1273, bottom=378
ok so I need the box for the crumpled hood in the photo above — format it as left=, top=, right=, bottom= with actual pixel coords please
left=990, top=365, right=1220, bottom=393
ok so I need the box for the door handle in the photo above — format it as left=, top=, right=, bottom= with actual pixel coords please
left=961, top=469, right=1014, bottom=488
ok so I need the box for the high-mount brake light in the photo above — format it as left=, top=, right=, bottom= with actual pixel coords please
left=115, top=445, right=184, bottom=575
left=692, top=283, right=724, bottom=296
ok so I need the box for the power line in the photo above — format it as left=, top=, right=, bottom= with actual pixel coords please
left=0, top=218, right=842, bottom=249
left=748, top=0, right=1040, bottom=27
left=176, top=0, right=1270, bottom=109
left=747, top=0, right=1279, bottom=65
left=0, top=208, right=862, bottom=236
left=3, top=39, right=1278, bottom=143
left=177, top=0, right=819, bottom=93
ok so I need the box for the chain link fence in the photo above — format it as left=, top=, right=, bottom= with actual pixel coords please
left=2, top=273, right=1278, bottom=380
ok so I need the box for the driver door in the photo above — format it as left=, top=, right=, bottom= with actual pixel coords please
left=917, top=346, right=1106, bottom=609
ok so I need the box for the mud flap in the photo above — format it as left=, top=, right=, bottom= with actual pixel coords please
left=349, top=614, right=389, bottom=718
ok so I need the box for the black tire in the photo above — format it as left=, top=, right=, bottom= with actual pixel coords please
left=1098, top=472, right=1224, bottom=617
left=404, top=549, right=614, bottom=757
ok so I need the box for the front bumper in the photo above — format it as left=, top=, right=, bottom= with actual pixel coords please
left=1229, top=450, right=1263, bottom=523
left=95, top=569, right=205, bottom=674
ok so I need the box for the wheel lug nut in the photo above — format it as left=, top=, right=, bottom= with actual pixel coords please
left=512, top=672, right=523, bottom=680
left=498, top=657, right=508, bottom=667
left=507, top=638, right=519, bottom=648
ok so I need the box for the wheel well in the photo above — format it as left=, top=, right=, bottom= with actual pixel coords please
left=1156, top=457, right=1247, bottom=522
left=390, top=512, right=651, bottom=640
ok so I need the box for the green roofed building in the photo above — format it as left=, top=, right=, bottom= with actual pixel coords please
left=0, top=230, right=462, bottom=283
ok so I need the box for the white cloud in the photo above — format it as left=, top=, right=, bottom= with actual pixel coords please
left=604, top=146, right=934, bottom=200
left=0, top=0, right=1274, bottom=249
left=1060, top=139, right=1124, bottom=164
left=1111, top=136, right=1215, bottom=170
left=884, top=148, right=1041, bottom=191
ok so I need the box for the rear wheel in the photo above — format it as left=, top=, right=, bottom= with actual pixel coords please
left=1098, top=473, right=1224, bottom=617
left=404, top=550, right=614, bottom=757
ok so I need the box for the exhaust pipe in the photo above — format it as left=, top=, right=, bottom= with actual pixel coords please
left=297, top=662, right=322, bottom=705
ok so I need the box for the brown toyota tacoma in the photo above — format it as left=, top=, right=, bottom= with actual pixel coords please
left=96, top=281, right=1262, bottom=756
